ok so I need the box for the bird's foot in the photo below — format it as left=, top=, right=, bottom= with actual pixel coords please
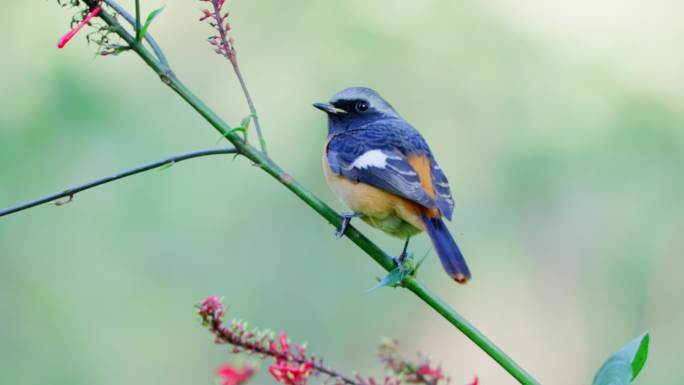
left=391, top=250, right=413, bottom=277
left=367, top=251, right=414, bottom=292
left=335, top=212, right=365, bottom=238
left=367, top=249, right=433, bottom=292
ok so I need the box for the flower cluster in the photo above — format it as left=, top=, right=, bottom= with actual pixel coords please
left=198, top=296, right=352, bottom=385
left=198, top=296, right=476, bottom=385
left=268, top=332, right=312, bottom=385
left=379, top=339, right=447, bottom=385
left=198, top=0, right=237, bottom=63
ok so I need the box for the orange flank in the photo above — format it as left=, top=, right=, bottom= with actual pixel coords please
left=407, top=154, right=440, bottom=219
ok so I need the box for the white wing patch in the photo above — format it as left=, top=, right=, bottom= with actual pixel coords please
left=350, top=149, right=392, bottom=169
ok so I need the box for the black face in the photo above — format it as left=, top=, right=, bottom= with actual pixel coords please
left=314, top=95, right=393, bottom=135
left=332, top=99, right=373, bottom=116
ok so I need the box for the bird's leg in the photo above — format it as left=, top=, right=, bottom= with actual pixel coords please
left=392, top=237, right=412, bottom=275
left=335, top=212, right=365, bottom=238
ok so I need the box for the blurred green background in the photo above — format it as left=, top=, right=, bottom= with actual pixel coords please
left=1, top=1, right=683, bottom=384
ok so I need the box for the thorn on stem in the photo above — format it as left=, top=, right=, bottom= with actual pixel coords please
left=54, top=193, right=74, bottom=206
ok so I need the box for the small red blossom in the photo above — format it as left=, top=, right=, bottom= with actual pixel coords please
left=198, top=0, right=236, bottom=62
left=216, top=363, right=255, bottom=385
left=466, top=377, right=478, bottom=385
left=279, top=332, right=290, bottom=353
left=269, top=362, right=312, bottom=385
left=199, top=295, right=224, bottom=319
left=266, top=332, right=312, bottom=385
left=199, top=9, right=212, bottom=22
left=416, top=363, right=444, bottom=380
left=57, top=3, right=102, bottom=49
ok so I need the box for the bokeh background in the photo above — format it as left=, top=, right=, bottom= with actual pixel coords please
left=1, top=1, right=683, bottom=384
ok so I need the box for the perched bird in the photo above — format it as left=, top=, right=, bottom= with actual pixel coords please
left=314, top=87, right=471, bottom=283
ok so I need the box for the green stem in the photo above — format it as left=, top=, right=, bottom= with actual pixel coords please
left=0, top=147, right=237, bottom=218
left=134, top=0, right=141, bottom=41
left=86, top=3, right=540, bottom=384
left=405, top=279, right=538, bottom=384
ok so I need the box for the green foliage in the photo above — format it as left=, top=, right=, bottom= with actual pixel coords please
left=240, top=114, right=254, bottom=131
left=592, top=333, right=649, bottom=385
left=157, top=161, right=175, bottom=171
left=367, top=267, right=404, bottom=292
left=367, top=250, right=429, bottom=292
left=137, top=6, right=165, bottom=42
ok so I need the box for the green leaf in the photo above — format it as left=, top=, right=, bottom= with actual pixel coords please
left=228, top=127, right=248, bottom=141
left=411, top=248, right=431, bottom=276
left=157, top=161, right=174, bottom=171
left=216, top=127, right=247, bottom=144
left=137, top=6, right=165, bottom=42
left=107, top=46, right=131, bottom=56
left=592, top=332, right=650, bottom=385
left=240, top=114, right=254, bottom=130
left=366, top=267, right=404, bottom=292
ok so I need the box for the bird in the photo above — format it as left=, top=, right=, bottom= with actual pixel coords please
left=313, top=87, right=471, bottom=284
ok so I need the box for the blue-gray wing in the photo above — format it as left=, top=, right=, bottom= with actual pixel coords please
left=327, top=132, right=437, bottom=210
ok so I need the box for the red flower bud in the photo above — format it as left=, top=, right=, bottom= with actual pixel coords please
left=57, top=4, right=102, bottom=49
left=216, top=364, right=255, bottom=385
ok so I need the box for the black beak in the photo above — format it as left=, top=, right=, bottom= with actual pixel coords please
left=313, top=102, right=347, bottom=115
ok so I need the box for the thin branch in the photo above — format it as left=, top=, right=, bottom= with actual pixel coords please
left=379, top=340, right=444, bottom=385
left=233, top=58, right=267, bottom=156
left=0, top=147, right=237, bottom=218
left=204, top=0, right=268, bottom=156
left=65, top=3, right=540, bottom=384
left=102, top=0, right=169, bottom=69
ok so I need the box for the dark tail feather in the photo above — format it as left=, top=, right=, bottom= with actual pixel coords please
left=422, top=215, right=471, bottom=284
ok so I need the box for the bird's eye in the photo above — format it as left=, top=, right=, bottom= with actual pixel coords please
left=355, top=101, right=369, bottom=113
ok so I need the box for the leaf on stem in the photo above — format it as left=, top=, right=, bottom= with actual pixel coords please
left=240, top=114, right=254, bottom=130
left=157, top=161, right=175, bottom=171
left=411, top=248, right=431, bottom=277
left=592, top=332, right=649, bottom=385
left=228, top=127, right=248, bottom=142
left=137, top=6, right=165, bottom=43
left=367, top=267, right=404, bottom=292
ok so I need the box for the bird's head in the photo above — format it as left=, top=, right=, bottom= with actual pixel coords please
left=313, top=87, right=400, bottom=134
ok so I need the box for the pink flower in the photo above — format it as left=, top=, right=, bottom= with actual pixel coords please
left=57, top=3, right=102, bottom=49
left=216, top=364, right=255, bottom=385
left=268, top=362, right=312, bottom=385
left=279, top=332, right=290, bottom=353
left=416, top=363, right=444, bottom=380
left=267, top=332, right=311, bottom=385
left=199, top=295, right=224, bottom=319
left=199, top=9, right=212, bottom=22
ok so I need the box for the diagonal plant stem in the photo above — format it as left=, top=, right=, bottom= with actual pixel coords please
left=0, top=147, right=237, bottom=218
left=73, top=2, right=541, bottom=384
